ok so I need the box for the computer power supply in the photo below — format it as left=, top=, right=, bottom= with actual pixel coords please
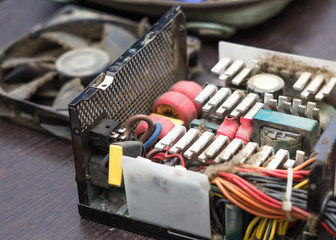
left=69, top=6, right=336, bottom=240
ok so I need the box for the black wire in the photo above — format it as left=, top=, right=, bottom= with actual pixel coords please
left=326, top=206, right=336, bottom=213
left=254, top=184, right=307, bottom=202
left=210, top=197, right=225, bottom=234
left=324, top=212, right=336, bottom=229
left=238, top=173, right=287, bottom=185
left=323, top=218, right=336, bottom=234
left=319, top=191, right=333, bottom=224
left=327, top=200, right=336, bottom=207
left=264, top=219, right=273, bottom=240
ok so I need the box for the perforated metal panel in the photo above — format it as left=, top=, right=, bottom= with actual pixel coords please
left=70, top=6, right=187, bottom=132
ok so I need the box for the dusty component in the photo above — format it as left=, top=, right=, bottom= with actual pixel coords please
left=198, top=135, right=229, bottom=162
left=169, top=128, right=200, bottom=154
left=253, top=109, right=319, bottom=155
left=184, top=131, right=215, bottom=160
left=0, top=5, right=144, bottom=140
left=89, top=119, right=121, bottom=149
left=260, top=126, right=302, bottom=159
left=214, top=138, right=244, bottom=163
left=155, top=125, right=186, bottom=151
left=189, top=118, right=220, bottom=134
left=247, top=73, right=284, bottom=100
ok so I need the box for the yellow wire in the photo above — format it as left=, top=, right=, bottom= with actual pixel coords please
left=213, top=193, right=224, bottom=198
left=281, top=220, right=289, bottom=235
left=269, top=219, right=277, bottom=240
left=250, top=227, right=258, bottom=240
left=294, top=179, right=308, bottom=189
left=277, top=221, right=283, bottom=236
left=263, top=220, right=273, bottom=240
left=244, top=217, right=261, bottom=240
left=257, top=218, right=268, bottom=239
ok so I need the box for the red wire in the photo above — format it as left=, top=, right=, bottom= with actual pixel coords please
left=219, top=172, right=282, bottom=210
left=165, top=151, right=185, bottom=168
left=321, top=221, right=336, bottom=238
left=236, top=167, right=306, bottom=181
left=218, top=171, right=311, bottom=220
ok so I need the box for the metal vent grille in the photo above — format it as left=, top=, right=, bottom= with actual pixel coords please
left=70, top=6, right=186, bottom=132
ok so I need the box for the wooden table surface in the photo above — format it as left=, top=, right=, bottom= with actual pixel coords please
left=0, top=0, right=335, bottom=239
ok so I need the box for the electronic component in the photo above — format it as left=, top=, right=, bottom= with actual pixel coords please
left=153, top=91, right=196, bottom=127
left=169, top=81, right=203, bottom=116
left=202, top=87, right=231, bottom=118
left=108, top=141, right=145, bottom=186
left=155, top=125, right=186, bottom=150
left=184, top=131, right=215, bottom=160
left=216, top=117, right=239, bottom=141
left=69, top=8, right=336, bottom=239
left=198, top=135, right=229, bottom=162
left=247, top=73, right=285, bottom=99
left=135, top=114, right=176, bottom=140
left=189, top=119, right=220, bottom=134
left=216, top=90, right=244, bottom=119
left=260, top=126, right=302, bottom=158
left=89, top=119, right=121, bottom=148
left=253, top=109, right=319, bottom=155
left=169, top=128, right=200, bottom=154
left=214, top=138, right=244, bottom=163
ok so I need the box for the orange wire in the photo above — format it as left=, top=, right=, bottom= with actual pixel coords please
left=218, top=178, right=283, bottom=216
left=214, top=178, right=308, bottom=221
left=293, top=157, right=316, bottom=171
left=213, top=178, right=284, bottom=219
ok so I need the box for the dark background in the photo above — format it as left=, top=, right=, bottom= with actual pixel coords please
left=0, top=0, right=335, bottom=239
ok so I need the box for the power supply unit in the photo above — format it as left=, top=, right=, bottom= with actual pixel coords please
left=69, top=6, right=336, bottom=240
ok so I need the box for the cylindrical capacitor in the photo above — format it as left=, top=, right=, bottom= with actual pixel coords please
left=247, top=73, right=285, bottom=100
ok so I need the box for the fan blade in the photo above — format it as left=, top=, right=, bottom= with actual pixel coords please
left=99, top=24, right=137, bottom=62
left=52, top=78, right=84, bottom=111
left=40, top=31, right=88, bottom=50
left=8, top=71, right=57, bottom=100
left=1, top=56, right=55, bottom=70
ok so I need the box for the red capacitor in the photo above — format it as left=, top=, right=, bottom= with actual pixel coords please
left=216, top=117, right=239, bottom=141
left=153, top=91, right=197, bottom=127
left=135, top=114, right=175, bottom=139
left=235, top=117, right=253, bottom=144
left=169, top=81, right=202, bottom=116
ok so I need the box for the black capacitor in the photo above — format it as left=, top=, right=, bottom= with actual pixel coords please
left=247, top=73, right=285, bottom=100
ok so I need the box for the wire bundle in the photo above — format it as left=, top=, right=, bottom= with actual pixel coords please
left=211, top=158, right=336, bottom=238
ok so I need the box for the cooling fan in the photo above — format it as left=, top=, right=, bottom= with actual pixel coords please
left=0, top=5, right=146, bottom=140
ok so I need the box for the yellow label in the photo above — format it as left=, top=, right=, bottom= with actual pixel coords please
left=108, top=145, right=123, bottom=186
